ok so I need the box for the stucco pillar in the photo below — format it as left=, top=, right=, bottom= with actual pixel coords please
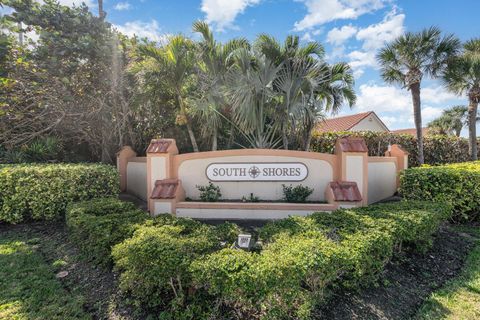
left=146, top=139, right=179, bottom=214
left=385, top=144, right=409, bottom=186
left=335, top=137, right=369, bottom=206
left=117, top=146, right=137, bottom=192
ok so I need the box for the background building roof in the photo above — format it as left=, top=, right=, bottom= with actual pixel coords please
left=316, top=111, right=389, bottom=132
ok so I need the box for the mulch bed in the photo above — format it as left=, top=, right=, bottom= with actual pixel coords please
left=315, top=224, right=476, bottom=319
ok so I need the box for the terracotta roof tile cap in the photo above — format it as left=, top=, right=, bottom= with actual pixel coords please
left=151, top=179, right=179, bottom=199
left=147, top=139, right=172, bottom=153
left=329, top=181, right=362, bottom=202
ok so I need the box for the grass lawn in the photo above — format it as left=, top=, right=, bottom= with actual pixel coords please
left=0, top=228, right=88, bottom=319
left=415, top=226, right=480, bottom=320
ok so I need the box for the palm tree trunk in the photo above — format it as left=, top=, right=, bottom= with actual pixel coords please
left=226, top=124, right=235, bottom=149
left=304, top=131, right=312, bottom=151
left=212, top=127, right=218, bottom=151
left=468, top=98, right=478, bottom=160
left=185, top=120, right=199, bottom=152
left=98, top=0, right=105, bottom=19
left=177, top=93, right=199, bottom=152
left=282, top=124, right=288, bottom=150
left=410, top=82, right=424, bottom=164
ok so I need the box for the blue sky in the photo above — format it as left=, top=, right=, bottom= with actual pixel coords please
left=5, top=0, right=480, bottom=133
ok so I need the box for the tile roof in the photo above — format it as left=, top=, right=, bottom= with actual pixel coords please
left=151, top=179, right=179, bottom=199
left=391, top=128, right=430, bottom=136
left=316, top=111, right=374, bottom=132
left=337, top=137, right=368, bottom=153
left=329, top=181, right=362, bottom=202
left=147, top=139, right=171, bottom=153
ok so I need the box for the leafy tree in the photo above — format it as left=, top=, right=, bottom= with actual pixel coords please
left=377, top=27, right=460, bottom=164
left=442, top=39, right=480, bottom=160
left=1, top=0, right=140, bottom=162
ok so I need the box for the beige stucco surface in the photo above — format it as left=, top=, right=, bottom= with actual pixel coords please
left=367, top=162, right=397, bottom=204
left=176, top=207, right=330, bottom=219
left=345, top=155, right=364, bottom=194
left=177, top=155, right=333, bottom=201
left=154, top=201, right=172, bottom=215
left=351, top=115, right=388, bottom=132
left=150, top=157, right=166, bottom=187
left=126, top=161, right=148, bottom=201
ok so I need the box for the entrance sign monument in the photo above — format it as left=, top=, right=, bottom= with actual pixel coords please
left=117, top=137, right=408, bottom=219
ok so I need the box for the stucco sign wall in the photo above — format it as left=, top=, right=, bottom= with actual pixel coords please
left=206, top=162, right=308, bottom=181
left=117, top=138, right=409, bottom=219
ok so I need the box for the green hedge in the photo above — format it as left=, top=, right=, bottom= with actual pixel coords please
left=191, top=201, right=451, bottom=319
left=310, top=131, right=475, bottom=167
left=0, top=163, right=119, bottom=223
left=66, top=198, right=149, bottom=267
left=111, top=218, right=240, bottom=317
left=400, top=161, right=480, bottom=222
left=107, top=201, right=449, bottom=319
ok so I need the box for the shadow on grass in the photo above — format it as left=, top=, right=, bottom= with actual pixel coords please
left=0, top=231, right=88, bottom=319
left=415, top=226, right=480, bottom=320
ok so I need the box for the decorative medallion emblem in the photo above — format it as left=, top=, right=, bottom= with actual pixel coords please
left=248, top=166, right=260, bottom=179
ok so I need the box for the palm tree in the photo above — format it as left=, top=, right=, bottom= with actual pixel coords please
left=254, top=34, right=325, bottom=149
left=255, top=34, right=355, bottom=150
left=191, top=21, right=249, bottom=150
left=377, top=27, right=460, bottom=164
left=273, top=57, right=329, bottom=149
left=140, top=35, right=199, bottom=152
left=255, top=34, right=324, bottom=65
left=223, top=48, right=282, bottom=148
left=442, top=39, right=480, bottom=160
left=428, top=105, right=469, bottom=136
left=302, top=62, right=356, bottom=150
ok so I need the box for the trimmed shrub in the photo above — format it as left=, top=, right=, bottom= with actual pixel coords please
left=192, top=232, right=341, bottom=319
left=191, top=201, right=450, bottom=319
left=66, top=198, right=149, bottom=266
left=111, top=216, right=240, bottom=317
left=0, top=163, right=119, bottom=223
left=400, top=161, right=480, bottom=222
left=310, top=131, right=475, bottom=167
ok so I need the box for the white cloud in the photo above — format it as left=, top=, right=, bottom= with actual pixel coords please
left=421, top=106, right=443, bottom=123
left=114, top=20, right=169, bottom=43
left=422, top=86, right=459, bottom=104
left=114, top=2, right=132, bottom=11
left=356, top=83, right=411, bottom=113
left=201, top=0, right=261, bottom=31
left=294, top=0, right=386, bottom=31
left=354, top=82, right=462, bottom=129
left=326, top=24, right=357, bottom=45
left=355, top=9, right=405, bottom=51
left=301, top=32, right=313, bottom=42
left=346, top=9, right=405, bottom=76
